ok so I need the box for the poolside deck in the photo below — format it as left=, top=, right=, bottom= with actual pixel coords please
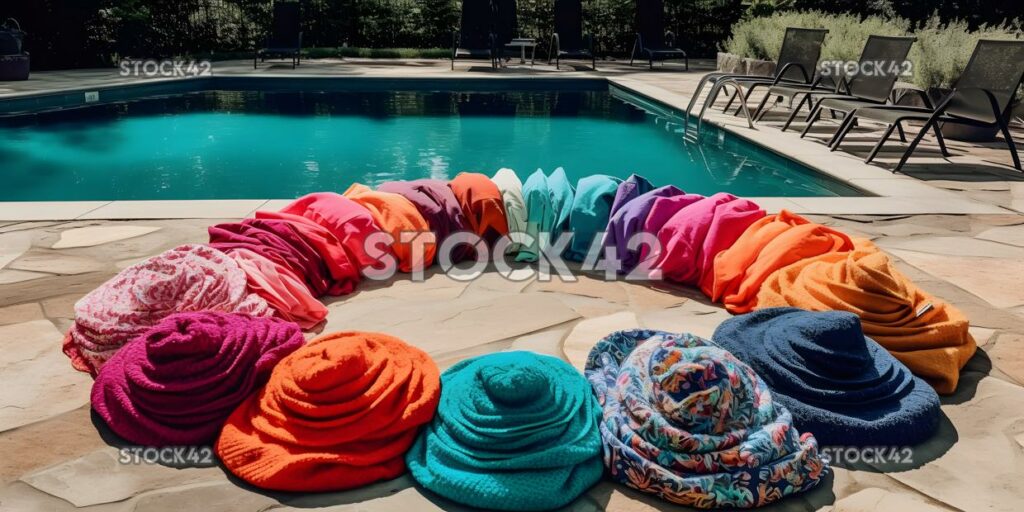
left=1, top=59, right=1023, bottom=512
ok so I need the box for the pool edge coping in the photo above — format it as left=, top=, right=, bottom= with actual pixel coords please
left=0, top=74, right=1010, bottom=220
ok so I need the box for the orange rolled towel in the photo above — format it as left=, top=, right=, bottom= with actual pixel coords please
left=216, top=331, right=441, bottom=491
left=756, top=240, right=977, bottom=394
left=344, top=184, right=436, bottom=272
left=707, top=210, right=854, bottom=314
left=449, top=172, right=509, bottom=243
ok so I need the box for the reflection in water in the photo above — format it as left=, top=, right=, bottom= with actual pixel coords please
left=0, top=90, right=861, bottom=201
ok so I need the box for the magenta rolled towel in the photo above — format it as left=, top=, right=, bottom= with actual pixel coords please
left=91, top=312, right=304, bottom=446
left=209, top=218, right=331, bottom=297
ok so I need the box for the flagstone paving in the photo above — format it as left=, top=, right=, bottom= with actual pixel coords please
left=0, top=212, right=1020, bottom=512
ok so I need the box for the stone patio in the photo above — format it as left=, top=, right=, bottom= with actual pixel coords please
left=1, top=59, right=1023, bottom=511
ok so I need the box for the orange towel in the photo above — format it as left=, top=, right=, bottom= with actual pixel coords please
left=344, top=184, right=436, bottom=272
left=216, top=331, right=441, bottom=491
left=756, top=240, right=977, bottom=394
left=707, top=210, right=854, bottom=314
left=449, top=172, right=509, bottom=243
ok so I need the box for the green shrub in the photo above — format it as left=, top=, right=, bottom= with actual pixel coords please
left=909, top=15, right=1024, bottom=89
left=723, top=10, right=909, bottom=61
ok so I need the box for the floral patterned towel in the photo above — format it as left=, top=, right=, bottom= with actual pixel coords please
left=584, top=329, right=828, bottom=509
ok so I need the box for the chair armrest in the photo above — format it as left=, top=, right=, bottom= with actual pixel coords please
left=550, top=33, right=560, bottom=56
left=772, top=62, right=811, bottom=86
left=452, top=30, right=459, bottom=57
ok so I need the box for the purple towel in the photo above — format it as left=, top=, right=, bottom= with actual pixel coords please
left=91, top=312, right=304, bottom=446
left=378, top=179, right=472, bottom=262
left=608, top=174, right=654, bottom=217
left=601, top=185, right=685, bottom=273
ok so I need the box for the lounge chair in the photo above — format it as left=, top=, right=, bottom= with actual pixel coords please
left=549, top=0, right=596, bottom=70
left=831, top=39, right=1024, bottom=172
left=629, top=0, right=687, bottom=70
left=452, top=0, right=498, bottom=69
left=255, top=2, right=302, bottom=69
left=493, top=0, right=518, bottom=65
left=0, top=18, right=29, bottom=81
left=688, top=27, right=828, bottom=123
left=752, top=35, right=917, bottom=132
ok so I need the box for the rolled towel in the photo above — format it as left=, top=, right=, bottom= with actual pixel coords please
left=637, top=193, right=704, bottom=265
left=491, top=168, right=528, bottom=254
left=609, top=173, right=654, bottom=217
left=91, top=312, right=303, bottom=446
left=62, top=245, right=270, bottom=375
left=756, top=240, right=977, bottom=394
left=651, top=193, right=765, bottom=286
left=228, top=248, right=327, bottom=329
left=448, top=172, right=509, bottom=244
left=217, top=331, right=440, bottom=492
left=278, top=192, right=390, bottom=275
left=518, top=169, right=551, bottom=262
left=547, top=167, right=575, bottom=234
left=344, top=183, right=436, bottom=273
left=253, top=210, right=360, bottom=296
left=208, top=218, right=335, bottom=296
left=712, top=308, right=941, bottom=447
left=585, top=329, right=827, bottom=508
left=406, top=351, right=603, bottom=511
left=705, top=210, right=853, bottom=313
left=566, top=174, right=621, bottom=262
left=378, top=179, right=470, bottom=260
left=601, top=185, right=685, bottom=273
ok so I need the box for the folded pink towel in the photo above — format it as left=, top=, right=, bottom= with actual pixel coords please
left=228, top=248, right=328, bottom=329
left=91, top=312, right=304, bottom=446
left=278, top=192, right=392, bottom=275
left=62, top=245, right=270, bottom=376
left=651, top=193, right=765, bottom=285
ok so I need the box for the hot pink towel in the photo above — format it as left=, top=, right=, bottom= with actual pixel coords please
left=209, top=218, right=336, bottom=297
left=278, top=192, right=390, bottom=275
left=650, top=193, right=765, bottom=284
left=91, top=312, right=304, bottom=446
left=637, top=193, right=704, bottom=264
left=253, top=210, right=360, bottom=296
left=62, top=245, right=270, bottom=376
left=228, top=248, right=328, bottom=329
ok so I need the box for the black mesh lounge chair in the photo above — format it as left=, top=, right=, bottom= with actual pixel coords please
left=452, top=0, right=498, bottom=69
left=549, top=0, right=595, bottom=70
left=630, top=0, right=687, bottom=70
left=831, top=39, right=1024, bottom=172
left=688, top=28, right=828, bottom=122
left=255, top=2, right=302, bottom=69
left=494, top=0, right=518, bottom=64
left=752, top=35, right=917, bottom=132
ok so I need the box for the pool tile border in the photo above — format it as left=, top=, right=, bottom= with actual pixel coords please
left=0, top=73, right=1009, bottom=220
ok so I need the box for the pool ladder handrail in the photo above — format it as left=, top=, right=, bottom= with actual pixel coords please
left=683, top=76, right=755, bottom=139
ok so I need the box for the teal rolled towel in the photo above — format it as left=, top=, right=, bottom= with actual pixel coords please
left=406, top=351, right=603, bottom=511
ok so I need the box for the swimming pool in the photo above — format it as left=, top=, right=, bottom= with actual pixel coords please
left=0, top=80, right=863, bottom=201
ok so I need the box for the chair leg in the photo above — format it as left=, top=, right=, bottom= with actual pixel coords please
left=751, top=93, right=773, bottom=122
left=866, top=124, right=898, bottom=164
left=997, top=117, right=1023, bottom=171
left=895, top=122, right=907, bottom=142
left=829, top=115, right=858, bottom=152
left=781, top=95, right=810, bottom=132
left=799, top=107, right=823, bottom=138
left=932, top=122, right=950, bottom=157
left=828, top=112, right=858, bottom=148
left=629, top=41, right=637, bottom=66
left=893, top=117, right=940, bottom=173
left=722, top=88, right=739, bottom=113
left=684, top=57, right=689, bottom=71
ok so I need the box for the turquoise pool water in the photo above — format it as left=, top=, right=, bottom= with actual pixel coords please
left=0, top=88, right=861, bottom=200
